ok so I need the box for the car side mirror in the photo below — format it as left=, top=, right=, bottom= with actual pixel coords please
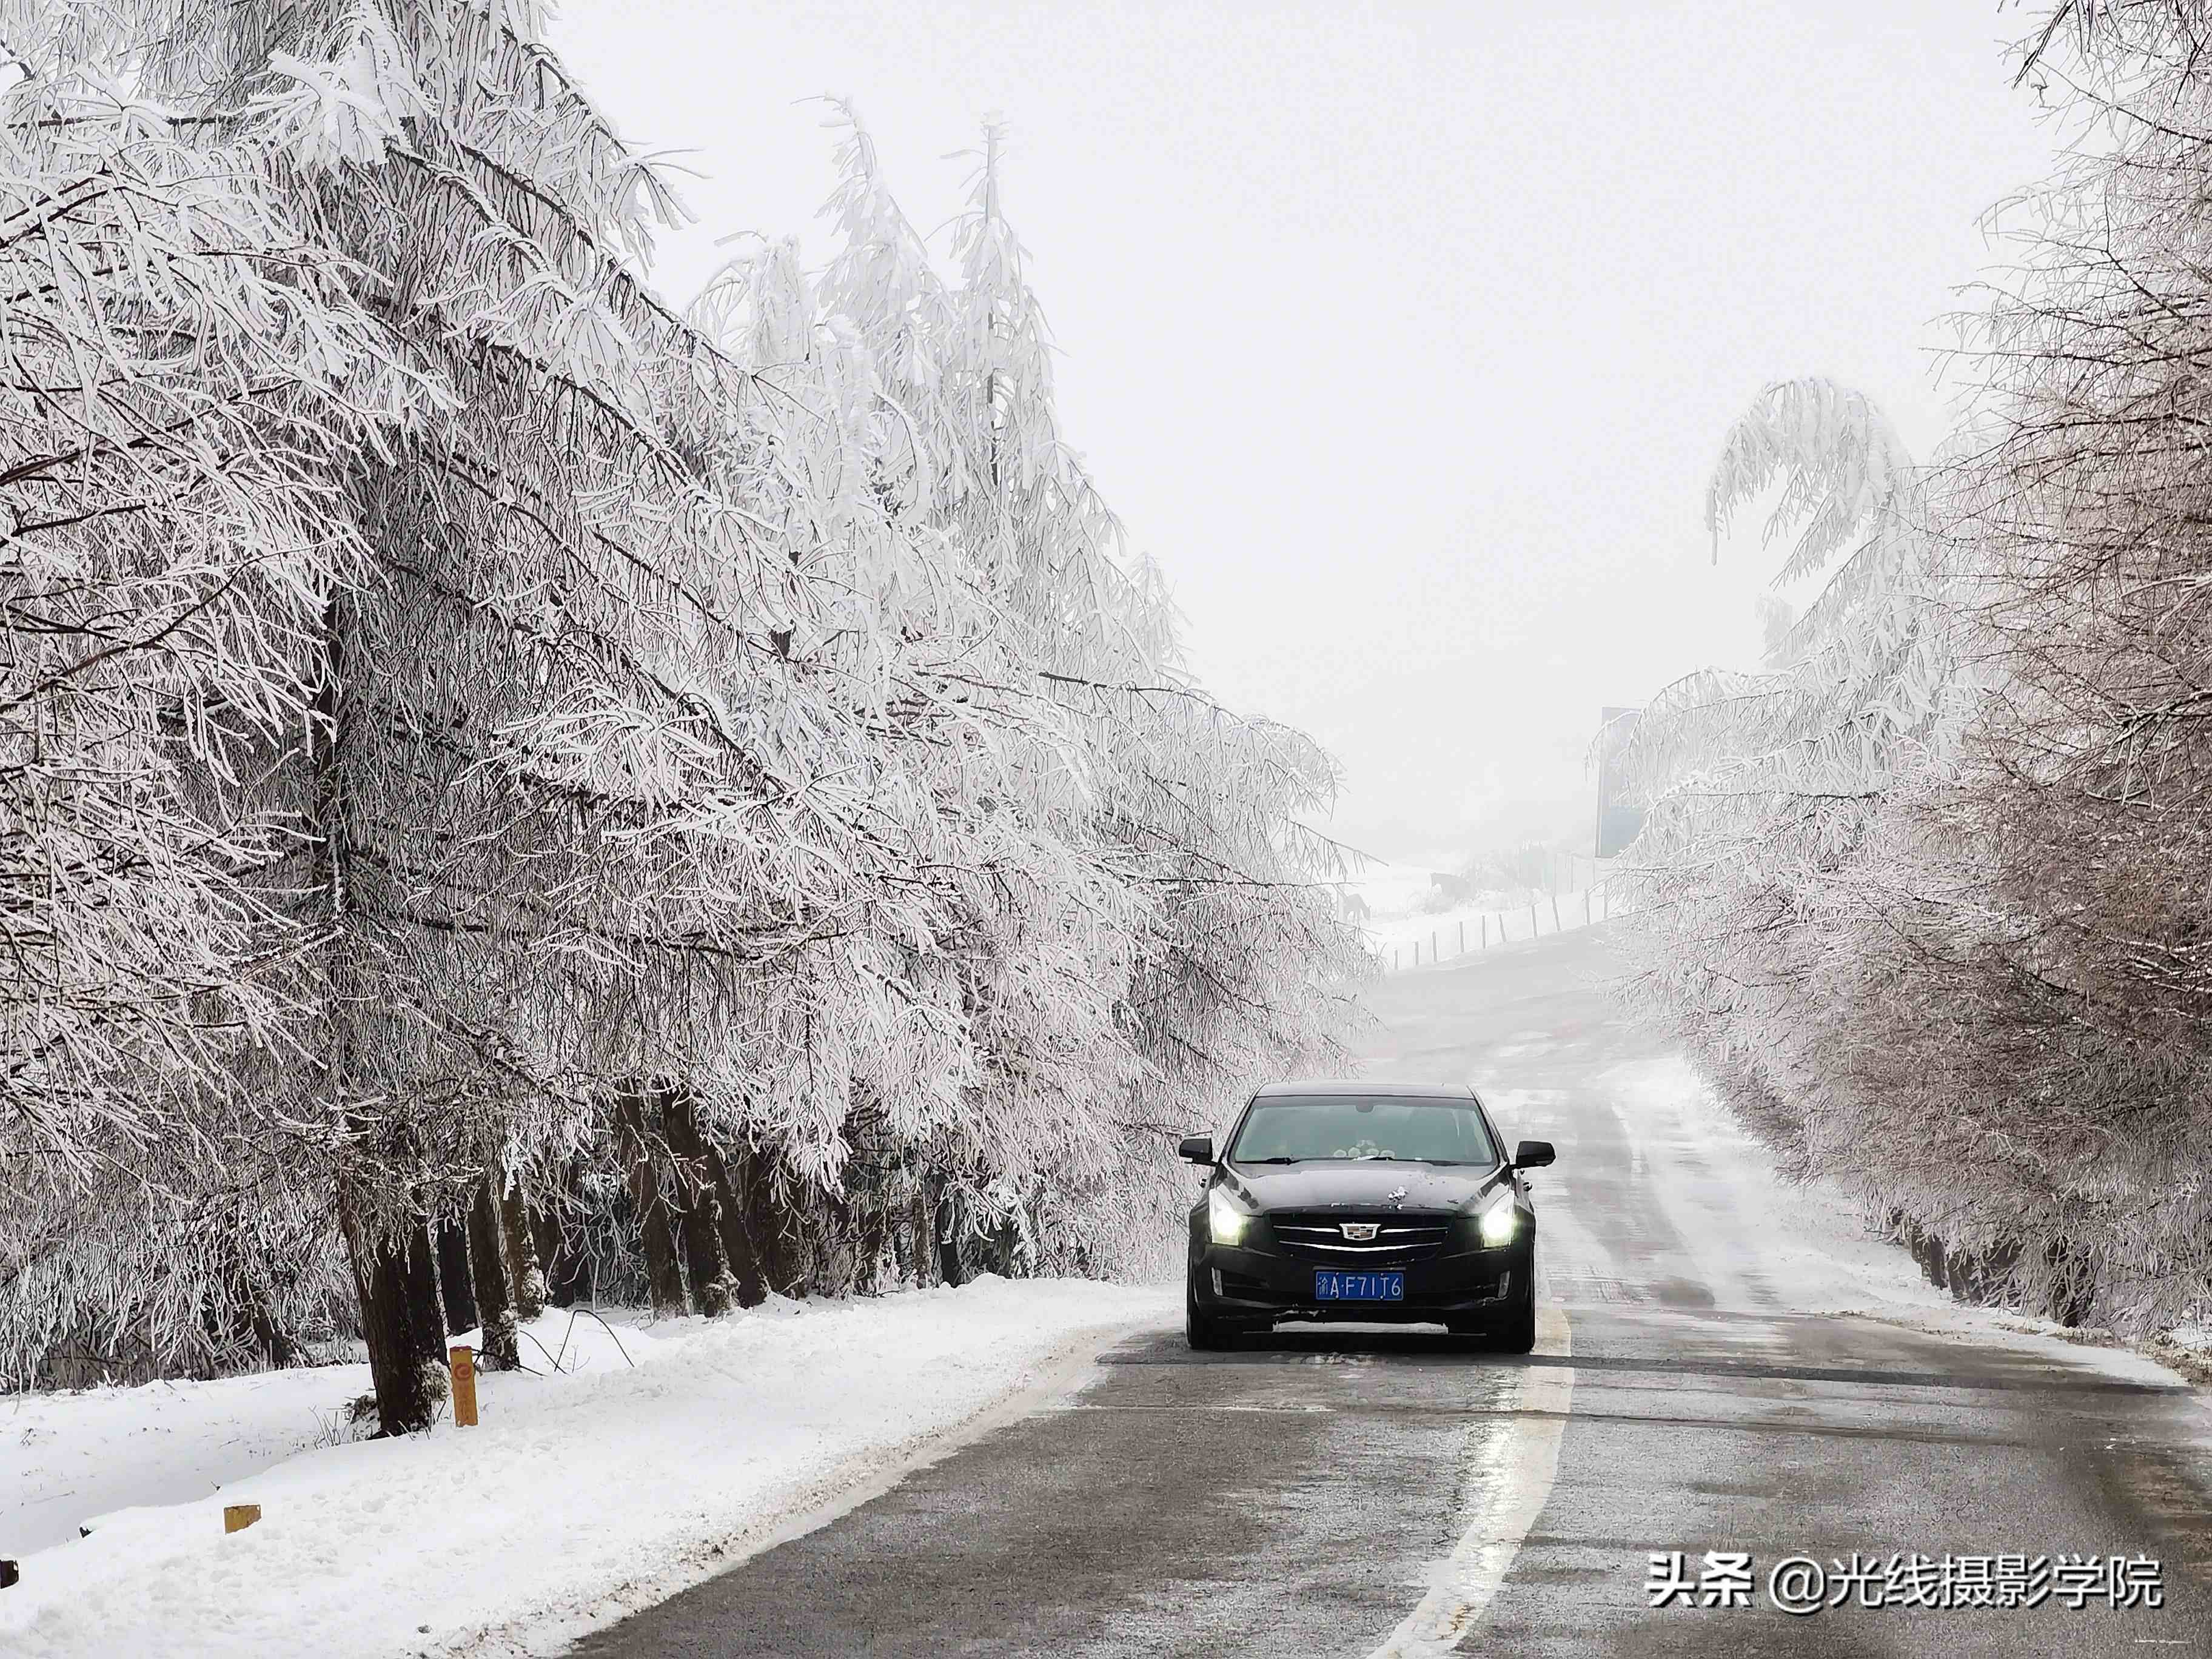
left=1513, top=1139, right=1556, bottom=1170
left=1177, top=1135, right=1215, bottom=1165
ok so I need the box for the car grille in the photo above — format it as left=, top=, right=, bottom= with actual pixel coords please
left=1265, top=1212, right=1454, bottom=1265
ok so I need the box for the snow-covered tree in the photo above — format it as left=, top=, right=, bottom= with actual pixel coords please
left=1616, top=378, right=1970, bottom=1064
left=806, top=110, right=1369, bottom=1275
left=1604, top=377, right=2060, bottom=1299
left=1, top=19, right=1370, bottom=1409
left=1615, top=2, right=2212, bottom=1332
left=0, top=1, right=439, bottom=1382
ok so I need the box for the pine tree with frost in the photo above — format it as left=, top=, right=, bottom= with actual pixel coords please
left=1, top=18, right=1375, bottom=1397
left=1611, top=378, right=1984, bottom=1240
left=930, top=118, right=1369, bottom=1268
left=1619, top=379, right=1968, bottom=1000
left=233, top=2, right=1039, bottom=1426
left=0, top=0, right=443, bottom=1382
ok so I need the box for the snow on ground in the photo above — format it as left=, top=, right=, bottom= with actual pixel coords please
left=1343, top=857, right=1622, bottom=971
left=1365, top=883, right=1615, bottom=969
left=1596, top=1054, right=2191, bottom=1388
left=1597, top=1053, right=1954, bottom=1316
left=0, top=1276, right=1173, bottom=1659
left=1342, top=862, right=1444, bottom=918
left=4, top=1361, right=367, bottom=1557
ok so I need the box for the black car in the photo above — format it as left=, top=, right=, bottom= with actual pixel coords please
left=1178, top=1078, right=1554, bottom=1352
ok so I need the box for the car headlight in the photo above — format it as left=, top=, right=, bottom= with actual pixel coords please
left=1208, top=1187, right=1253, bottom=1247
left=1476, top=1188, right=1518, bottom=1247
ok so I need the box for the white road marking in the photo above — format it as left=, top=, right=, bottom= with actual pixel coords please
left=1364, top=1304, right=1575, bottom=1658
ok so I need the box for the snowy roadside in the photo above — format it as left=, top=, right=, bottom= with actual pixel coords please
left=0, top=1276, right=1175, bottom=1658
left=1601, top=1054, right=2194, bottom=1390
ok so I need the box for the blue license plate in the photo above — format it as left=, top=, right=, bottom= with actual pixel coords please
left=1315, top=1270, right=1404, bottom=1302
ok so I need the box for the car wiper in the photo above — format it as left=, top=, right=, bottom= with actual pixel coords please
left=1242, top=1156, right=1304, bottom=1164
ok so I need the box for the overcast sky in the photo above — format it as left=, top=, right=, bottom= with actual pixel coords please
left=549, top=0, right=2065, bottom=868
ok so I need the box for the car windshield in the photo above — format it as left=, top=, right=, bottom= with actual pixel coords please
left=1227, top=1096, right=1498, bottom=1165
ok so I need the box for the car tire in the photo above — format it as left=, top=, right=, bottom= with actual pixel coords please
left=1492, top=1247, right=1538, bottom=1354
left=1186, top=1274, right=1223, bottom=1351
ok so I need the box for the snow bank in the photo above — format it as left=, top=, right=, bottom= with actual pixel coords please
left=4, top=1361, right=369, bottom=1557
left=0, top=1276, right=1173, bottom=1658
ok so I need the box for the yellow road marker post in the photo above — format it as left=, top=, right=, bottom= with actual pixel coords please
left=451, top=1345, right=479, bottom=1427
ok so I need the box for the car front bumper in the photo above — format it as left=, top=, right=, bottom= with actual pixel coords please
left=1190, top=1237, right=1528, bottom=1324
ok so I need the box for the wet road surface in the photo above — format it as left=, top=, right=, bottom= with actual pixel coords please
left=573, top=925, right=2212, bottom=1657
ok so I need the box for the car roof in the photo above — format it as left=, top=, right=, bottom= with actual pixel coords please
left=1253, top=1078, right=1475, bottom=1099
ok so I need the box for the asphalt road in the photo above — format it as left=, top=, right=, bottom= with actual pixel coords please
left=572, top=923, right=2212, bottom=1657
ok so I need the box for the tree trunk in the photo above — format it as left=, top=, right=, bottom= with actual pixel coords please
left=540, top=1204, right=591, bottom=1307
left=720, top=1144, right=805, bottom=1298
left=617, top=1089, right=688, bottom=1317
left=812, top=1185, right=857, bottom=1296
left=316, top=581, right=447, bottom=1429
left=498, top=1173, right=548, bottom=1322
left=705, top=1144, right=768, bottom=1308
left=469, top=1177, right=518, bottom=1370
left=935, top=1188, right=965, bottom=1289
left=661, top=1093, right=737, bottom=1316
left=978, top=1206, right=1019, bottom=1278
left=883, top=1176, right=913, bottom=1287
left=238, top=1295, right=306, bottom=1370
left=2046, top=1237, right=2096, bottom=1328
left=433, top=1216, right=478, bottom=1333
left=854, top=1178, right=891, bottom=1295
left=405, top=1222, right=447, bottom=1359
left=536, top=1157, right=597, bottom=1308
left=207, top=1228, right=304, bottom=1370
left=908, top=1179, right=936, bottom=1287
left=749, top=1152, right=807, bottom=1297
left=341, top=1199, right=448, bottom=1436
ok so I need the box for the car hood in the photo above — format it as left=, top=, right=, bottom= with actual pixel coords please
left=1224, top=1161, right=1503, bottom=1213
